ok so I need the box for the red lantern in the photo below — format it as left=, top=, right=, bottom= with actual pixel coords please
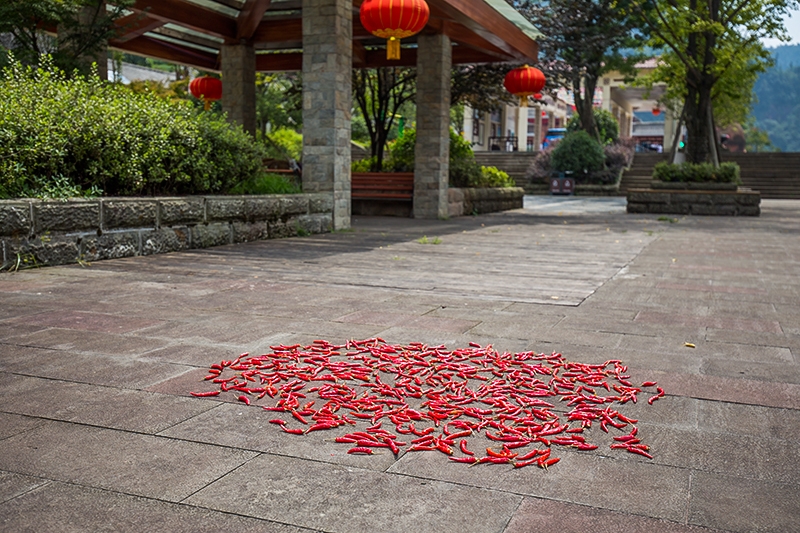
left=533, top=93, right=542, bottom=100
left=652, top=106, right=661, bottom=116
left=189, top=77, right=222, bottom=110
left=503, top=65, right=545, bottom=107
left=360, top=0, right=430, bottom=60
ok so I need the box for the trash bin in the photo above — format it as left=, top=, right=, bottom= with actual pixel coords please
left=550, top=172, right=574, bottom=195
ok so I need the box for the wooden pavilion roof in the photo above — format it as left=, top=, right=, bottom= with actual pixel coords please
left=106, top=0, right=540, bottom=71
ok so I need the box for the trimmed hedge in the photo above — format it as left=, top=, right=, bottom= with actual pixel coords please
left=0, top=56, right=267, bottom=199
left=653, top=161, right=741, bottom=184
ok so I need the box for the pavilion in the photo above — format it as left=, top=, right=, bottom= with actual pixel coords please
left=92, top=0, right=541, bottom=227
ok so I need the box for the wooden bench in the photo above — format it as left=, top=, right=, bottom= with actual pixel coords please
left=351, top=172, right=414, bottom=201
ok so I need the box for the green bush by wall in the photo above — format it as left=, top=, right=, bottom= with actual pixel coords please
left=550, top=131, right=606, bottom=176
left=0, top=55, right=267, bottom=199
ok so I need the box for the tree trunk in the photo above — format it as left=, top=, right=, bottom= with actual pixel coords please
left=684, top=81, right=715, bottom=164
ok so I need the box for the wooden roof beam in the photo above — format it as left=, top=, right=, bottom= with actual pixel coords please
left=237, top=0, right=273, bottom=41
left=128, top=0, right=237, bottom=40
left=427, top=0, right=537, bottom=61
left=113, top=13, right=166, bottom=43
left=110, top=35, right=219, bottom=70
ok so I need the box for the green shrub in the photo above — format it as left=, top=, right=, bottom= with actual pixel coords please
left=228, top=172, right=301, bottom=195
left=653, top=161, right=741, bottom=184
left=262, top=127, right=302, bottom=162
left=550, top=131, right=605, bottom=176
left=351, top=156, right=392, bottom=172
left=386, top=127, right=511, bottom=188
left=567, top=108, right=619, bottom=145
left=0, top=55, right=266, bottom=199
left=478, top=166, right=515, bottom=187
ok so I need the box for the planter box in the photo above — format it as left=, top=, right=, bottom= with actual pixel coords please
left=650, top=181, right=739, bottom=191
left=626, top=187, right=760, bottom=216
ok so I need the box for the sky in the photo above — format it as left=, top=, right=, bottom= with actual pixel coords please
left=762, top=8, right=800, bottom=47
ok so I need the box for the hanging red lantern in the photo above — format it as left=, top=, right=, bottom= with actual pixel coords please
left=533, top=93, right=542, bottom=101
left=360, top=0, right=430, bottom=60
left=652, top=106, right=661, bottom=116
left=189, top=77, right=222, bottom=110
left=503, top=65, right=545, bottom=107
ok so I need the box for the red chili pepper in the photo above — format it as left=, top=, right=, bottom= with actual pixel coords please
left=347, top=447, right=374, bottom=455
left=190, top=390, right=220, bottom=397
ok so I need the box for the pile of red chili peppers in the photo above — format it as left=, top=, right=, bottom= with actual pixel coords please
left=191, top=339, right=664, bottom=468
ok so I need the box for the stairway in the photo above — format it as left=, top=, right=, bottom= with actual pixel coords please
left=722, top=153, right=800, bottom=199
left=473, top=152, right=539, bottom=187
left=618, top=153, right=667, bottom=194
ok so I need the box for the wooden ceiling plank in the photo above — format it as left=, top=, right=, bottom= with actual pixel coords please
left=255, top=53, right=302, bottom=71
left=427, top=0, right=537, bottom=61
left=127, top=0, right=237, bottom=40
left=251, top=18, right=302, bottom=43
left=114, top=13, right=166, bottom=43
left=110, top=35, right=219, bottom=70
left=237, top=0, right=273, bottom=40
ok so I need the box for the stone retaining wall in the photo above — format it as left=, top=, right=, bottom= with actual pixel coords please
left=626, top=188, right=760, bottom=216
left=448, top=187, right=525, bottom=217
left=1, top=194, right=333, bottom=269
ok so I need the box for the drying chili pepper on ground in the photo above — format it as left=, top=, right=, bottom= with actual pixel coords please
left=190, top=339, right=663, bottom=469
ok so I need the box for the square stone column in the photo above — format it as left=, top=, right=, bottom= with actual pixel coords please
left=302, top=0, right=352, bottom=230
left=516, top=105, right=528, bottom=151
left=221, top=44, right=256, bottom=136
left=414, top=33, right=452, bottom=219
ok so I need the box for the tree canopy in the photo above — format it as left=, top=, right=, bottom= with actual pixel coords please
left=0, top=0, right=131, bottom=76
left=634, top=0, right=798, bottom=163
left=515, top=0, right=648, bottom=142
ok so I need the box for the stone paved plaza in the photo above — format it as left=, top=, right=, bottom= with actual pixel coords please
left=1, top=199, right=799, bottom=532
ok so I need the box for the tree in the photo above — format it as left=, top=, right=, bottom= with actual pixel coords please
left=255, top=72, right=302, bottom=135
left=633, top=0, right=798, bottom=164
left=352, top=67, right=416, bottom=171
left=451, top=63, right=516, bottom=113
left=516, top=0, right=647, bottom=142
left=0, top=0, right=131, bottom=76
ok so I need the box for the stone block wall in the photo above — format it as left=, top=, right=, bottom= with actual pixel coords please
left=0, top=194, right=332, bottom=270
left=448, top=187, right=525, bottom=217
left=626, top=188, right=761, bottom=216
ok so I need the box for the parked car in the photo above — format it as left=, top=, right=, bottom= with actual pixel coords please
left=542, top=128, right=566, bottom=149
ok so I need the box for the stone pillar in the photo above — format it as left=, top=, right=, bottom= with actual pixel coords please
left=533, top=105, right=542, bottom=151
left=302, top=0, right=352, bottom=230
left=220, top=44, right=256, bottom=136
left=516, top=105, right=528, bottom=151
left=414, top=33, right=452, bottom=219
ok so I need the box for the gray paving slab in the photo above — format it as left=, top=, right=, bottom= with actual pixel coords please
left=0, top=420, right=257, bottom=502
left=185, top=453, right=523, bottom=533
left=0, top=482, right=310, bottom=533
left=0, top=198, right=799, bottom=532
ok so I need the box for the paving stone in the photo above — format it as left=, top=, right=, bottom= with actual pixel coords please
left=643, top=424, right=800, bottom=484
left=689, top=472, right=800, bottom=533
left=697, top=400, right=800, bottom=442
left=158, top=402, right=401, bottom=472
left=0, top=481, right=305, bottom=533
left=0, top=348, right=187, bottom=390
left=0, top=421, right=257, bottom=502
left=185, top=453, right=522, bottom=533
left=2, top=310, right=163, bottom=334
left=0, top=413, right=45, bottom=441
left=0, top=374, right=216, bottom=433
left=506, top=497, right=722, bottom=533
left=0, top=472, right=49, bottom=505
left=387, top=447, right=690, bottom=522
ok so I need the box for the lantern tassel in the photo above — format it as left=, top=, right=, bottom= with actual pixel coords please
left=203, top=99, right=211, bottom=111
left=387, top=37, right=401, bottom=60
left=520, top=96, right=528, bottom=108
